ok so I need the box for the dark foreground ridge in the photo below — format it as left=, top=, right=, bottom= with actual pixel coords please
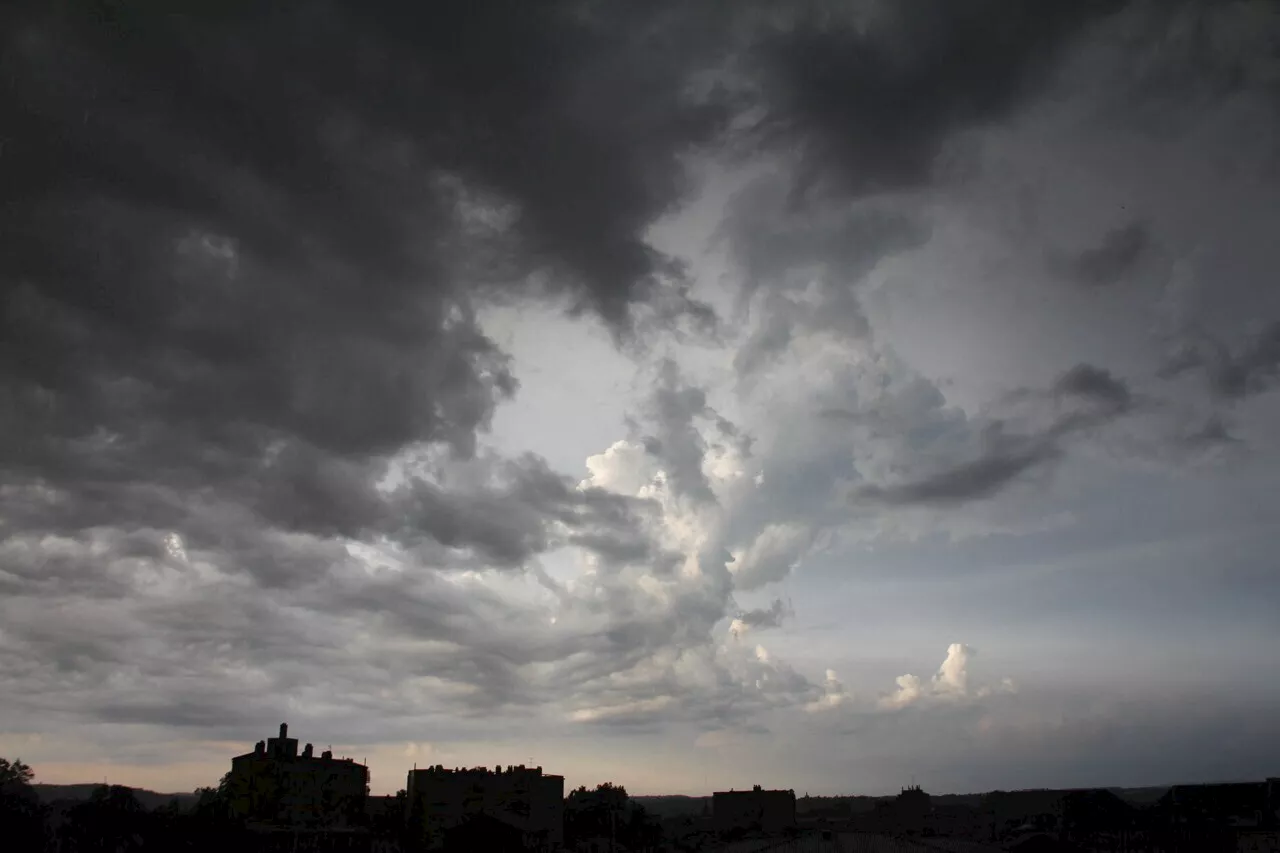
left=4, top=736, right=1278, bottom=852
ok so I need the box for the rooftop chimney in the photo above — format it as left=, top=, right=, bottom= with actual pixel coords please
left=279, top=722, right=288, bottom=740
left=303, top=743, right=313, bottom=758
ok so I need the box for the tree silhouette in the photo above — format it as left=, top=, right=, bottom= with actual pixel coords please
left=566, top=783, right=662, bottom=851
left=0, top=756, right=43, bottom=850
left=91, top=783, right=145, bottom=813
left=62, top=785, right=149, bottom=852
left=0, top=757, right=34, bottom=787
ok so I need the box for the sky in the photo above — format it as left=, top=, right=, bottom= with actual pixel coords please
left=2, top=0, right=1279, bottom=798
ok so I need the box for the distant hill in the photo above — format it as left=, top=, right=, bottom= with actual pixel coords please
left=631, top=795, right=709, bottom=818
left=637, top=785, right=1173, bottom=818
left=33, top=784, right=201, bottom=811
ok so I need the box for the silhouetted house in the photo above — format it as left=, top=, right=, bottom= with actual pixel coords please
left=982, top=789, right=1068, bottom=840
left=1162, top=780, right=1275, bottom=829
left=711, top=785, right=796, bottom=835
left=1060, top=789, right=1134, bottom=848
left=893, top=785, right=932, bottom=835
left=405, top=764, right=563, bottom=851
left=1154, top=779, right=1280, bottom=851
left=227, top=723, right=370, bottom=829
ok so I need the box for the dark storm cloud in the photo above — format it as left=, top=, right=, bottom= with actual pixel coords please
left=0, top=1, right=729, bottom=488
left=719, top=0, right=1129, bottom=379
left=14, top=0, right=1276, bottom=773
left=859, top=430, right=1063, bottom=507
left=1180, top=415, right=1239, bottom=450
left=261, top=574, right=559, bottom=714
left=716, top=184, right=930, bottom=381
left=0, top=531, right=572, bottom=725
left=0, top=0, right=1145, bottom=565
left=1056, top=222, right=1150, bottom=288
left=391, top=454, right=664, bottom=569
left=0, top=452, right=659, bottom=589
left=748, top=0, right=1127, bottom=197
left=1053, top=364, right=1132, bottom=411
left=94, top=698, right=262, bottom=730
left=1, top=581, right=307, bottom=729
left=0, top=1, right=743, bottom=589
left=0, top=526, right=176, bottom=598
left=732, top=281, right=876, bottom=377
left=0, top=0, right=752, bottom=738
left=857, top=364, right=1135, bottom=507
left=732, top=598, right=792, bottom=634
left=565, top=533, right=658, bottom=567
left=634, top=360, right=719, bottom=504
left=2, top=0, right=730, bottom=313
left=722, top=177, right=929, bottom=299
left=1161, top=321, right=1280, bottom=400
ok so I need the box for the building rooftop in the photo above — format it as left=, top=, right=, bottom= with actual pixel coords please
left=232, top=722, right=367, bottom=767
left=408, top=763, right=561, bottom=778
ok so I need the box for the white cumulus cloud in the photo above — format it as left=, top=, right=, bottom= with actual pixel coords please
left=879, top=644, right=1013, bottom=710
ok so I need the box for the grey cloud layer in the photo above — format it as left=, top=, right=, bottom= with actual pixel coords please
left=3, top=0, right=1280, bottom=793
left=855, top=364, right=1136, bottom=507
left=1162, top=322, right=1280, bottom=400
left=0, top=0, right=741, bottom=742
left=1, top=1, right=732, bottom=537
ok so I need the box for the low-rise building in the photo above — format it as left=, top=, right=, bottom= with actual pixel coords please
left=227, top=723, right=370, bottom=828
left=1163, top=780, right=1276, bottom=829
left=405, top=763, right=564, bottom=851
left=1152, top=779, right=1280, bottom=851
left=712, top=785, right=796, bottom=835
left=893, top=785, right=932, bottom=835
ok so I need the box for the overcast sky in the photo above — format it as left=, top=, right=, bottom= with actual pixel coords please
left=3, top=0, right=1279, bottom=798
